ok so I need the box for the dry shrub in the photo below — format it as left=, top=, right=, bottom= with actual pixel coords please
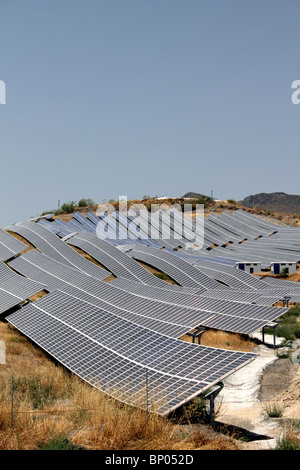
left=199, top=436, right=240, bottom=450
left=276, top=427, right=300, bottom=450
left=0, top=322, right=250, bottom=450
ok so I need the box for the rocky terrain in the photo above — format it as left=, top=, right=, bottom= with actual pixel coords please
left=239, top=192, right=300, bottom=214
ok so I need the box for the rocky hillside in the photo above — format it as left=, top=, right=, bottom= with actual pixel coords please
left=239, top=192, right=300, bottom=214
left=182, top=191, right=211, bottom=199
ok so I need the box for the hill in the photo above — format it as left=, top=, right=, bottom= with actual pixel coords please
left=239, top=192, right=300, bottom=214
left=182, top=191, right=211, bottom=199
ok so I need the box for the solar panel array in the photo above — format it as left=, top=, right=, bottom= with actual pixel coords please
left=40, top=208, right=300, bottom=271
left=54, top=209, right=300, bottom=307
left=8, top=211, right=298, bottom=308
left=1, top=205, right=299, bottom=416
left=129, top=245, right=221, bottom=290
left=108, top=276, right=288, bottom=335
left=200, top=210, right=300, bottom=268
left=10, top=249, right=288, bottom=335
left=9, top=250, right=207, bottom=338
left=7, top=221, right=111, bottom=281
left=7, top=289, right=256, bottom=415
left=66, top=232, right=200, bottom=290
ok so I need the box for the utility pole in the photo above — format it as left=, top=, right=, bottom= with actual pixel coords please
left=211, top=189, right=213, bottom=213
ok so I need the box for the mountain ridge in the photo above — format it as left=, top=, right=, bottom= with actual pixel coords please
left=239, top=192, right=300, bottom=214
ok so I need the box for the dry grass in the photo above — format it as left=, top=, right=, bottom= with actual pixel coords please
left=134, top=259, right=178, bottom=284
left=0, top=321, right=244, bottom=450
left=181, top=329, right=257, bottom=352
left=69, top=245, right=114, bottom=281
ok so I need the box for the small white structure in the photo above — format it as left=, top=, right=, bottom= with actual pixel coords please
left=270, top=262, right=297, bottom=275
left=235, top=262, right=262, bottom=274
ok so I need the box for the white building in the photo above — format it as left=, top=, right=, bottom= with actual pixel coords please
left=235, top=262, right=262, bottom=274
left=270, top=262, right=297, bottom=275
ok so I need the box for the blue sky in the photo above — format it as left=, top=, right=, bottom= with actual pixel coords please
left=0, top=0, right=299, bottom=227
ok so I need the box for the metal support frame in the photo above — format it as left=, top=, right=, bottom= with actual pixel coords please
left=281, top=296, right=291, bottom=308
left=186, top=326, right=206, bottom=345
left=262, top=321, right=280, bottom=349
left=201, top=382, right=224, bottom=427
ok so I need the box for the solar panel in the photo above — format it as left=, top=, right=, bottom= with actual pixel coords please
left=71, top=212, right=97, bottom=233
left=29, top=214, right=55, bottom=221
left=122, top=209, right=186, bottom=249
left=6, top=222, right=110, bottom=281
left=234, top=210, right=282, bottom=232
left=0, top=229, right=28, bottom=261
left=217, top=212, right=266, bottom=239
left=108, top=275, right=288, bottom=335
left=129, top=245, right=221, bottom=290
left=193, top=259, right=267, bottom=290
left=9, top=250, right=212, bottom=338
left=0, top=261, right=45, bottom=314
left=6, top=289, right=257, bottom=416
left=66, top=232, right=178, bottom=288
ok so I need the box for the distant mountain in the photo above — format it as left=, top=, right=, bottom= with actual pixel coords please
left=182, top=192, right=211, bottom=199
left=239, top=192, right=300, bottom=214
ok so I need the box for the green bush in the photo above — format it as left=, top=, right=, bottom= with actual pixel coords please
left=78, top=198, right=94, bottom=207
left=286, top=306, right=300, bottom=317
left=61, top=200, right=77, bottom=213
left=154, top=272, right=174, bottom=282
left=169, top=396, right=209, bottom=424
left=264, top=401, right=285, bottom=418
left=276, top=350, right=290, bottom=359
left=181, top=196, right=213, bottom=211
left=14, top=376, right=57, bottom=409
left=279, top=267, right=289, bottom=278
left=278, top=307, right=300, bottom=340
left=37, top=436, right=86, bottom=450
left=276, top=432, right=300, bottom=450
left=265, top=307, right=300, bottom=341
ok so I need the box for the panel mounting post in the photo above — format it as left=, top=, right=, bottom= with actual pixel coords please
left=201, top=382, right=224, bottom=428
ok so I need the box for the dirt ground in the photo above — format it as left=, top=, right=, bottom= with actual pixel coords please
left=235, top=355, right=300, bottom=449
left=258, top=358, right=299, bottom=403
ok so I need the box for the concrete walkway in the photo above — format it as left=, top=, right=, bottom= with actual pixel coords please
left=215, top=342, right=283, bottom=448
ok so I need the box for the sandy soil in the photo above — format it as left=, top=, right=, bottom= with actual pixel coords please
left=216, top=343, right=300, bottom=450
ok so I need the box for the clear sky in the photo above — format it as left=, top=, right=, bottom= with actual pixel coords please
left=0, top=0, right=299, bottom=227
